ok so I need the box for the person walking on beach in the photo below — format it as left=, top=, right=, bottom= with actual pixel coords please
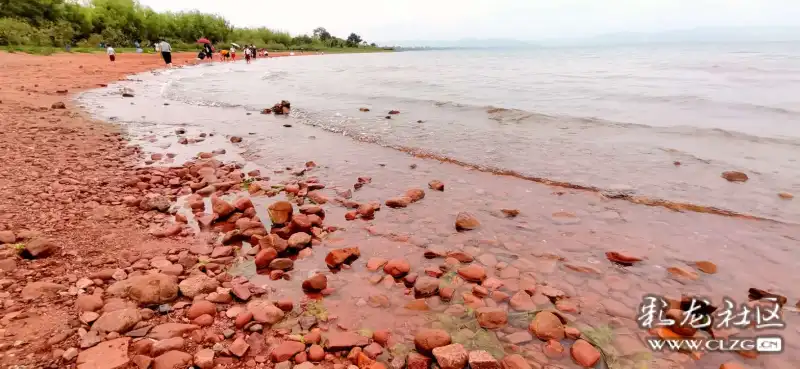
left=230, top=45, right=237, bottom=61
left=159, top=40, right=172, bottom=67
left=244, top=47, right=252, bottom=64
left=106, top=44, right=116, bottom=64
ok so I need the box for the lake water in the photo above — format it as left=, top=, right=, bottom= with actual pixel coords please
left=78, top=43, right=800, bottom=369
left=163, top=43, right=800, bottom=223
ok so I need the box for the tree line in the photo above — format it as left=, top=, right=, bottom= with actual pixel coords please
left=0, top=0, right=376, bottom=50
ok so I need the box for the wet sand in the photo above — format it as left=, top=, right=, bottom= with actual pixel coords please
left=0, top=51, right=797, bottom=369
left=77, top=57, right=800, bottom=369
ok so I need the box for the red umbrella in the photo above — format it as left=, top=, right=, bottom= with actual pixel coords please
left=196, top=38, right=210, bottom=44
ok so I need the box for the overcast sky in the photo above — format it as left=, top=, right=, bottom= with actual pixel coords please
left=139, top=0, right=800, bottom=43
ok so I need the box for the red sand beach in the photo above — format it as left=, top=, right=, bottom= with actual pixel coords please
left=0, top=51, right=797, bottom=369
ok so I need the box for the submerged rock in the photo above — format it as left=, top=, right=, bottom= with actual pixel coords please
left=721, top=171, right=748, bottom=182
left=455, top=212, right=480, bottom=231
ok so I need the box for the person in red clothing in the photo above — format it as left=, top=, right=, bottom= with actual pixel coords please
left=230, top=45, right=236, bottom=61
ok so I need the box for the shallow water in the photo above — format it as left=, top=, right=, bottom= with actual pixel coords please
left=77, top=48, right=800, bottom=369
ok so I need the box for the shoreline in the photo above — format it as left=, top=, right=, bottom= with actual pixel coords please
left=0, top=52, right=796, bottom=369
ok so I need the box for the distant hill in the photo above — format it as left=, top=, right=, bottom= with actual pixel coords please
left=385, top=38, right=534, bottom=49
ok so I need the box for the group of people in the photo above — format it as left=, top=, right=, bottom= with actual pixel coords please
left=103, top=39, right=173, bottom=67
left=197, top=43, right=268, bottom=63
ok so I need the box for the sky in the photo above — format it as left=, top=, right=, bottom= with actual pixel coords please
left=138, top=0, right=800, bottom=43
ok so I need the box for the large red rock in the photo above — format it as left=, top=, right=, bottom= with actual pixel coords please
left=187, top=300, right=217, bottom=319
left=509, top=291, right=536, bottom=311
left=407, top=352, right=432, bottom=369
left=106, top=273, right=179, bottom=305
left=307, top=191, right=329, bottom=204
left=428, top=180, right=444, bottom=191
left=177, top=274, right=219, bottom=298
left=152, top=350, right=193, bottom=369
left=194, top=349, right=215, bottom=369
left=302, top=274, right=328, bottom=292
left=211, top=196, right=235, bottom=217
left=255, top=248, right=278, bottom=269
left=92, top=308, right=142, bottom=333
left=76, top=337, right=130, bottom=369
left=529, top=311, right=565, bottom=341
left=288, top=232, right=312, bottom=248
left=414, top=329, right=451, bottom=354
left=23, top=238, right=58, bottom=258
left=291, top=214, right=313, bottom=231
left=325, top=247, right=361, bottom=268
left=455, top=212, right=480, bottom=231
left=325, top=332, right=370, bottom=351
left=268, top=201, right=294, bottom=225
left=385, top=197, right=412, bottom=208
left=475, top=307, right=508, bottom=329
left=457, top=264, right=486, bottom=283
left=570, top=339, right=601, bottom=368
left=432, top=343, right=468, bottom=369
left=151, top=337, right=185, bottom=357
left=247, top=300, right=285, bottom=324
left=383, top=259, right=410, bottom=277
left=271, top=341, right=306, bottom=362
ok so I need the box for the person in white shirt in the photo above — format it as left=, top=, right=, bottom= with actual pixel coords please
left=159, top=40, right=172, bottom=66
left=230, top=46, right=237, bottom=61
left=106, top=45, right=116, bottom=64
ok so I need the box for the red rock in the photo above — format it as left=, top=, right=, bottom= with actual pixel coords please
left=177, top=274, right=219, bottom=298
left=132, top=355, right=152, bottom=369
left=455, top=212, right=480, bottom=231
left=325, top=247, right=361, bottom=268
left=373, top=330, right=390, bottom=347
left=543, top=339, right=565, bottom=359
left=605, top=251, right=643, bottom=266
left=309, top=344, right=325, bottom=361
left=357, top=203, right=376, bottom=219
left=255, top=248, right=278, bottom=269
left=432, top=343, right=468, bottom=369
left=345, top=211, right=358, bottom=221
left=778, top=192, right=794, bottom=199
left=147, top=323, right=200, bottom=340
left=500, top=209, right=519, bottom=218
left=276, top=299, right=293, bottom=312
left=694, top=260, right=718, bottom=274
left=229, top=337, right=250, bottom=357
left=571, top=339, right=601, bottom=367
left=151, top=337, right=185, bottom=357
left=565, top=327, right=581, bottom=339
left=414, top=277, right=440, bottom=298
left=407, top=352, right=432, bottom=369
left=0, top=230, right=15, bottom=244
left=285, top=184, right=301, bottom=194
left=475, top=307, right=508, bottom=329
left=211, top=245, right=233, bottom=258
left=152, top=350, right=193, bottom=369
left=271, top=341, right=306, bottom=362
left=231, top=283, right=252, bottom=301
left=305, top=329, right=322, bottom=344
left=23, top=238, right=58, bottom=258
left=302, top=274, right=328, bottom=292
left=457, top=264, right=486, bottom=283
left=77, top=338, right=130, bottom=369
left=248, top=300, right=285, bottom=324
left=268, top=201, right=294, bottom=225
left=187, top=300, right=216, bottom=319
left=666, top=266, right=699, bottom=280
left=529, top=311, right=565, bottom=341
left=288, top=232, right=312, bottom=248
left=106, top=273, right=179, bottom=305
left=194, top=349, right=215, bottom=369
left=291, top=214, right=313, bottom=231
left=193, top=314, right=214, bottom=326
left=500, top=354, right=530, bottom=369
left=468, top=350, right=499, bottom=369
left=76, top=294, right=104, bottom=312
left=405, top=188, right=425, bottom=202
left=92, top=308, right=142, bottom=333
left=721, top=171, right=748, bottom=182
left=259, top=234, right=288, bottom=253
left=385, top=197, right=412, bottom=208
left=439, top=287, right=455, bottom=302
left=509, top=291, right=536, bottom=311
left=383, top=259, right=411, bottom=277
left=414, top=329, right=452, bottom=353
left=406, top=299, right=430, bottom=311
left=363, top=342, right=383, bottom=359
left=307, top=191, right=328, bottom=204
left=269, top=258, right=294, bottom=270
left=235, top=311, right=253, bottom=328
left=326, top=332, right=370, bottom=351
left=428, top=180, right=444, bottom=191
left=211, top=196, right=235, bottom=217
left=366, top=258, right=388, bottom=271
left=719, top=363, right=746, bottom=369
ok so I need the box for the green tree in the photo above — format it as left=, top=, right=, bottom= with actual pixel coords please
left=313, top=26, right=331, bottom=41
left=346, top=32, right=362, bottom=47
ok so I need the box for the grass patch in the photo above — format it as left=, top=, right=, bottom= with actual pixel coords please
left=304, top=300, right=329, bottom=321
left=241, top=178, right=255, bottom=190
